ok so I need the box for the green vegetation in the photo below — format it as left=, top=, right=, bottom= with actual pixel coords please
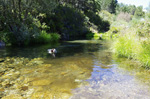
left=80, top=1, right=149, bottom=69
left=31, top=31, right=60, bottom=44
left=113, top=33, right=141, bottom=58
left=0, top=0, right=118, bottom=46
left=111, top=12, right=150, bottom=69
left=1, top=0, right=150, bottom=69
left=1, top=0, right=145, bottom=46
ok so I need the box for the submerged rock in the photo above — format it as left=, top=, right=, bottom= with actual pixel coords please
left=2, top=94, right=24, bottom=99
left=0, top=56, right=93, bottom=99
left=31, top=91, right=53, bottom=99
left=31, top=79, right=53, bottom=86
left=21, top=86, right=28, bottom=91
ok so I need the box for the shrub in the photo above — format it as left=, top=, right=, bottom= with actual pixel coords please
left=112, top=32, right=150, bottom=68
left=86, top=32, right=94, bottom=38
left=32, top=31, right=60, bottom=44
left=0, top=31, right=13, bottom=45
left=98, top=10, right=115, bottom=23
left=111, top=20, right=128, bottom=29
left=136, top=20, right=150, bottom=37
left=136, top=40, right=150, bottom=68
left=0, top=24, right=32, bottom=46
left=50, top=33, right=61, bottom=42
left=113, top=33, right=141, bottom=58
left=86, top=32, right=102, bottom=40
left=33, top=30, right=51, bottom=44
left=130, top=17, right=140, bottom=27
left=116, top=12, right=132, bottom=22
left=110, top=26, right=120, bottom=33
left=39, top=30, right=52, bottom=43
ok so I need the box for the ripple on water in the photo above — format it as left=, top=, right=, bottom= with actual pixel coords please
left=70, top=64, right=150, bottom=99
left=1, top=40, right=150, bottom=99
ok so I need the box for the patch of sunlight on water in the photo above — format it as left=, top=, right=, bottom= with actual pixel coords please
left=18, top=54, right=94, bottom=98
left=1, top=40, right=150, bottom=99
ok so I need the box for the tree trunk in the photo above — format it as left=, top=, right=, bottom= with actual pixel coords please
left=18, top=0, right=22, bottom=21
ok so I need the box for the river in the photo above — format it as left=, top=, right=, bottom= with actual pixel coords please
left=0, top=40, right=150, bottom=99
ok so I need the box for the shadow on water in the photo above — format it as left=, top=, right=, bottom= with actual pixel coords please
left=0, top=40, right=103, bottom=59
left=0, top=40, right=150, bottom=98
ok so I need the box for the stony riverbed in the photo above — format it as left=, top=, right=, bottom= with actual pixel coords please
left=0, top=56, right=93, bottom=99
left=1, top=40, right=150, bottom=99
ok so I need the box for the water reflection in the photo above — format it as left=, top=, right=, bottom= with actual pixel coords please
left=71, top=64, right=150, bottom=99
left=0, top=41, right=101, bottom=59
left=1, top=40, right=150, bottom=99
left=0, top=40, right=103, bottom=98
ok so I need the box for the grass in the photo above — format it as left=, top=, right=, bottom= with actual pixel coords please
left=110, top=19, right=150, bottom=68
left=112, top=32, right=150, bottom=68
left=113, top=33, right=140, bottom=58
left=136, top=40, right=150, bottom=69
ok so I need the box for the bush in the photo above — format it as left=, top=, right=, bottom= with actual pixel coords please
left=98, top=10, right=115, bottom=23
left=129, top=17, right=140, bottom=27
left=38, top=30, right=52, bottom=43
left=86, top=32, right=102, bottom=40
left=112, top=32, right=150, bottom=68
left=0, top=31, right=12, bottom=45
left=0, top=24, right=32, bottom=46
left=136, top=20, right=150, bottom=37
left=116, top=12, right=132, bottom=22
left=113, top=33, right=141, bottom=58
left=136, top=40, right=150, bottom=68
left=110, top=26, right=120, bottom=33
left=50, top=33, right=61, bottom=42
left=32, top=31, right=60, bottom=44
left=86, top=32, right=94, bottom=38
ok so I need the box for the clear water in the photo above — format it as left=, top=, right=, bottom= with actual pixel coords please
left=0, top=40, right=150, bottom=99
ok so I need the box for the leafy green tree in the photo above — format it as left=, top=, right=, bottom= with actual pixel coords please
left=134, top=6, right=145, bottom=17
left=128, top=5, right=136, bottom=15
left=116, top=3, right=137, bottom=15
left=109, top=0, right=118, bottom=13
left=57, top=0, right=100, bottom=12
left=98, top=0, right=117, bottom=13
left=116, top=3, right=144, bottom=18
left=0, top=0, right=57, bottom=45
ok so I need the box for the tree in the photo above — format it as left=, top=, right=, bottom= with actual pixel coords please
left=108, top=0, right=118, bottom=13
left=0, top=0, right=57, bottom=45
left=98, top=0, right=118, bottom=13
left=116, top=3, right=140, bottom=16
left=134, top=6, right=145, bottom=17
left=56, top=0, right=101, bottom=12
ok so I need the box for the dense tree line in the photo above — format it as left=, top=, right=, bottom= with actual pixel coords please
left=0, top=0, right=145, bottom=46
left=0, top=0, right=58, bottom=45
left=56, top=0, right=118, bottom=13
left=0, top=0, right=118, bottom=46
left=116, top=3, right=145, bottom=17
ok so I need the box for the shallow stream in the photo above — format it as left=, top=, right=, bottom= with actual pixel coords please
left=0, top=40, right=150, bottom=99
